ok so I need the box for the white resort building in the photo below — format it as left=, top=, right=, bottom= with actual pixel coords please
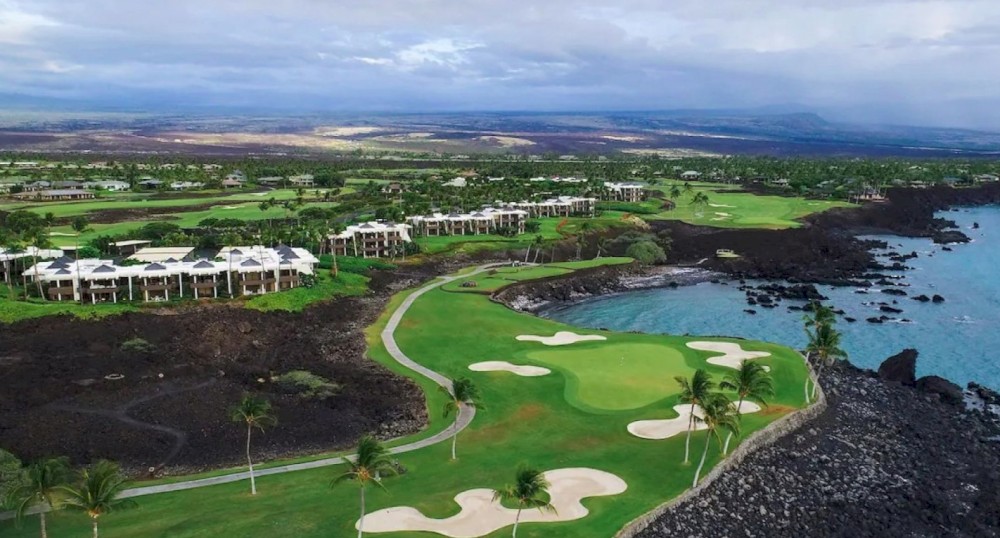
left=327, top=222, right=411, bottom=258
left=511, top=196, right=596, bottom=218
left=408, top=207, right=528, bottom=236
left=603, top=182, right=646, bottom=202
left=21, top=246, right=319, bottom=303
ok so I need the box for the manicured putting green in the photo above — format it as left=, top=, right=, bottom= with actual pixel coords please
left=525, top=342, right=686, bottom=411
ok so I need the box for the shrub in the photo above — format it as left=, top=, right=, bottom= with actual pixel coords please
left=275, top=370, right=340, bottom=400
left=626, top=241, right=667, bottom=265
left=120, top=337, right=155, bottom=353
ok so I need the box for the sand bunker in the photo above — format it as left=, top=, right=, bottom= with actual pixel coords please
left=516, top=332, right=607, bottom=346
left=709, top=203, right=735, bottom=208
left=627, top=401, right=762, bottom=440
left=358, top=468, right=627, bottom=537
left=714, top=212, right=732, bottom=217
left=686, top=341, right=771, bottom=370
left=468, top=361, right=551, bottom=377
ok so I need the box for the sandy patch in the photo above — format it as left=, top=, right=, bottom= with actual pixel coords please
left=358, top=468, right=627, bottom=537
left=476, top=135, right=535, bottom=147
left=602, top=135, right=646, bottom=142
left=686, top=341, right=771, bottom=370
left=714, top=212, right=732, bottom=216
left=314, top=126, right=385, bottom=137
left=48, top=232, right=78, bottom=237
left=516, top=331, right=607, bottom=346
left=469, top=361, right=551, bottom=377
left=627, top=401, right=762, bottom=440
left=220, top=205, right=238, bottom=209
left=709, top=203, right=735, bottom=208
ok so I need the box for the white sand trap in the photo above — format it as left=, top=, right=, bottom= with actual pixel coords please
left=358, top=468, right=627, bottom=537
left=220, top=205, right=238, bottom=209
left=516, top=331, right=606, bottom=346
left=686, top=341, right=771, bottom=370
left=714, top=212, right=732, bottom=217
left=468, top=361, right=551, bottom=377
left=627, top=401, right=762, bottom=440
left=709, top=203, right=735, bottom=208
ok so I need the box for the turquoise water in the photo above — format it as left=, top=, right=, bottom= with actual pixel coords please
left=544, top=206, right=1000, bottom=390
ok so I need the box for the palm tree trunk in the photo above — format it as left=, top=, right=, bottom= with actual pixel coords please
left=523, top=246, right=530, bottom=263
left=512, top=507, right=522, bottom=538
left=39, top=511, right=47, bottom=538
left=683, top=412, right=694, bottom=464
left=723, top=397, right=744, bottom=455
left=692, top=430, right=712, bottom=487
left=357, top=486, right=365, bottom=538
left=246, top=423, right=257, bottom=495
left=92, top=517, right=99, bottom=538
left=451, top=421, right=458, bottom=460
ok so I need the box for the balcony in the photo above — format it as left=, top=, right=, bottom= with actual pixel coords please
left=139, top=284, right=174, bottom=292
left=241, top=278, right=276, bottom=287
left=190, top=281, right=220, bottom=289
left=47, top=286, right=75, bottom=298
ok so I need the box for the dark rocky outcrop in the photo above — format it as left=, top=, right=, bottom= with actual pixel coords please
left=915, top=375, right=964, bottom=406
left=879, top=305, right=903, bottom=314
left=877, top=348, right=917, bottom=385
left=912, top=294, right=931, bottom=302
left=881, top=288, right=907, bottom=296
left=933, top=294, right=946, bottom=303
left=635, top=361, right=1000, bottom=538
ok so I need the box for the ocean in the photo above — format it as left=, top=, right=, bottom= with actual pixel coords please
left=542, top=206, right=1000, bottom=390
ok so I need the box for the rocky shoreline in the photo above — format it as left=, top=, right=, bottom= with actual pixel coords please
left=635, top=358, right=1000, bottom=538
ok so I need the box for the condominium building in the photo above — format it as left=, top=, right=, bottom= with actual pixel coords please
left=327, top=222, right=411, bottom=258
left=512, top=196, right=596, bottom=218
left=11, top=189, right=96, bottom=201
left=603, top=182, right=646, bottom=202
left=408, top=207, right=528, bottom=236
left=21, top=246, right=319, bottom=303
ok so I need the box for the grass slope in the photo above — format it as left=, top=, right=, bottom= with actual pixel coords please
left=649, top=182, right=853, bottom=229
left=1, top=262, right=810, bottom=538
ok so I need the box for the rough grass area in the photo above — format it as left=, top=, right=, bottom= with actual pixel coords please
left=244, top=272, right=369, bottom=312
left=1, top=262, right=810, bottom=538
left=648, top=182, right=853, bottom=229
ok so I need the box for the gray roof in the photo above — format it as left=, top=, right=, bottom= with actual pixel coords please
left=240, top=259, right=262, bottom=267
left=49, top=261, right=69, bottom=269
left=145, top=263, right=167, bottom=271
left=164, top=257, right=178, bottom=263
left=230, top=249, right=243, bottom=255
left=281, top=251, right=300, bottom=260
left=54, top=268, right=72, bottom=275
left=193, top=260, right=215, bottom=269
left=92, top=265, right=116, bottom=274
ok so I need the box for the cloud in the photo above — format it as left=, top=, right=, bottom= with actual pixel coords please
left=1, top=0, right=999, bottom=127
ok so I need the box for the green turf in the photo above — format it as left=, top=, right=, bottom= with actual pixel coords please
left=244, top=272, right=369, bottom=312
left=525, top=342, right=688, bottom=411
left=648, top=182, right=853, bottom=229
left=0, top=262, right=810, bottom=538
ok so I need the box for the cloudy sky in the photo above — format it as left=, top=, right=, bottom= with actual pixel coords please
left=2, top=0, right=999, bottom=128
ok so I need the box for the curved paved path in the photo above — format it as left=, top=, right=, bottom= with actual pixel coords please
left=114, top=264, right=501, bottom=499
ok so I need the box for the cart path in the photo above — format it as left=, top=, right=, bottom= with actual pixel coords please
left=111, top=264, right=503, bottom=499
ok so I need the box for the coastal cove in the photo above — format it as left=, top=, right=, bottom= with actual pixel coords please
left=543, top=206, right=1000, bottom=391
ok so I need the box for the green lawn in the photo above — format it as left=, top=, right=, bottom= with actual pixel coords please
left=1, top=262, right=810, bottom=538
left=648, top=182, right=853, bottom=229
left=244, top=272, right=369, bottom=312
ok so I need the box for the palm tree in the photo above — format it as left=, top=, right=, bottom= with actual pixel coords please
left=805, top=322, right=847, bottom=402
left=333, top=435, right=399, bottom=538
left=492, top=466, right=555, bottom=538
left=531, top=235, right=545, bottom=263
left=440, top=377, right=485, bottom=460
left=595, top=237, right=610, bottom=259
left=803, top=302, right=835, bottom=331
left=719, top=360, right=774, bottom=454
left=674, top=368, right=715, bottom=464
left=691, top=394, right=741, bottom=487
left=8, top=457, right=71, bottom=538
left=229, top=395, right=276, bottom=495
left=669, top=185, right=682, bottom=199
left=59, top=460, right=135, bottom=538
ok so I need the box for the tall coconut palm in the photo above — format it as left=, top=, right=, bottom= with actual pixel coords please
left=229, top=395, right=276, bottom=495
left=805, top=322, right=847, bottom=401
left=675, top=369, right=715, bottom=464
left=440, top=377, right=485, bottom=460
left=59, top=460, right=135, bottom=538
left=719, top=360, right=774, bottom=454
left=669, top=185, right=682, bottom=199
left=595, top=237, right=609, bottom=259
left=531, top=235, right=545, bottom=263
left=8, top=457, right=71, bottom=538
left=492, top=466, right=555, bottom=538
left=803, top=302, right=835, bottom=331
left=691, top=394, right=741, bottom=487
left=333, top=435, right=399, bottom=538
